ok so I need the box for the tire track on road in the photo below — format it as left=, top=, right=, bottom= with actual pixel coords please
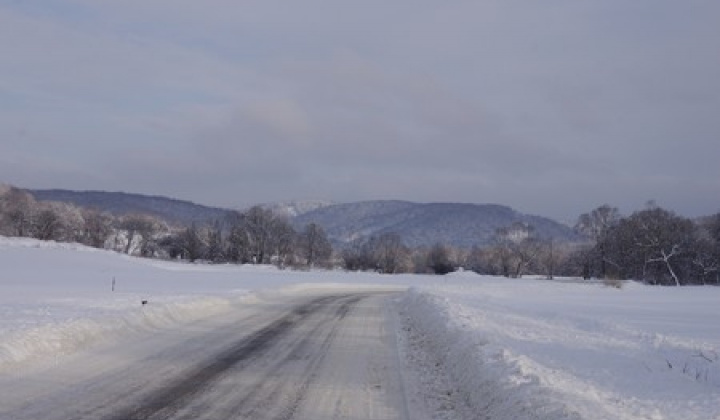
left=103, top=294, right=362, bottom=420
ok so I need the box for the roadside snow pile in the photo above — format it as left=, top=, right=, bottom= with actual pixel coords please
left=399, top=274, right=720, bottom=420
left=0, top=295, right=239, bottom=369
left=0, top=238, right=260, bottom=369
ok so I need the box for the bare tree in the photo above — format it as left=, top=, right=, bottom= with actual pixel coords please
left=565, top=243, right=595, bottom=280
left=80, top=208, right=113, bottom=248
left=116, top=214, right=160, bottom=256
left=512, top=237, right=543, bottom=278
left=607, top=205, right=695, bottom=285
left=223, top=207, right=298, bottom=266
left=341, top=238, right=374, bottom=271
left=0, top=187, right=36, bottom=237
left=372, top=233, right=409, bottom=274
left=179, top=223, right=206, bottom=262
left=540, top=237, right=556, bottom=280
left=695, top=213, right=720, bottom=284
left=204, top=221, right=225, bottom=263
left=32, top=206, right=63, bottom=241
left=271, top=216, right=297, bottom=268
left=341, top=233, right=409, bottom=273
left=426, top=243, right=455, bottom=275
left=575, top=205, right=620, bottom=279
left=244, top=206, right=276, bottom=264
left=226, top=211, right=252, bottom=264
left=690, top=237, right=719, bottom=285
left=464, top=245, right=494, bottom=275
left=299, top=223, right=332, bottom=267
left=53, top=202, right=86, bottom=242
left=491, top=222, right=540, bottom=278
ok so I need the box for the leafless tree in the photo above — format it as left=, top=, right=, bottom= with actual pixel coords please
left=204, top=221, right=225, bottom=263
left=372, top=233, right=410, bottom=274
left=565, top=243, right=595, bottom=280
left=426, top=243, right=455, bottom=275
left=185, top=224, right=207, bottom=262
left=80, top=208, right=113, bottom=248
left=243, top=206, right=276, bottom=264
left=341, top=233, right=409, bottom=273
left=490, top=222, right=540, bottom=278
left=575, top=204, right=620, bottom=279
left=226, top=211, right=252, bottom=263
left=299, top=223, right=332, bottom=267
left=271, top=216, right=297, bottom=268
left=690, top=238, right=719, bottom=285
left=32, top=207, right=63, bottom=241
left=0, top=187, right=36, bottom=237
left=540, top=238, right=557, bottom=280
left=223, top=207, right=298, bottom=266
left=607, top=205, right=695, bottom=285
left=116, top=214, right=161, bottom=256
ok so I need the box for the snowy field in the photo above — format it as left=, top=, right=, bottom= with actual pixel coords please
left=1, top=237, right=718, bottom=420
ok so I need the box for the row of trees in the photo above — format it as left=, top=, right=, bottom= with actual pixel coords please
left=0, top=186, right=333, bottom=268
left=337, top=203, right=720, bottom=286
left=2, top=185, right=718, bottom=284
left=0, top=186, right=116, bottom=245
left=440, top=204, right=720, bottom=286
left=571, top=204, right=720, bottom=285
left=158, top=207, right=333, bottom=267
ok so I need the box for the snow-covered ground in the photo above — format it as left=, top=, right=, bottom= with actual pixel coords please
left=0, top=237, right=404, bottom=369
left=400, top=277, right=720, bottom=420
left=1, top=237, right=718, bottom=420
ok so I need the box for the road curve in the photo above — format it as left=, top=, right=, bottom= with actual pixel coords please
left=0, top=292, right=409, bottom=420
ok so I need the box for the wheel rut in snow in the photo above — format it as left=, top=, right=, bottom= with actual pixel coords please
left=103, top=294, right=366, bottom=420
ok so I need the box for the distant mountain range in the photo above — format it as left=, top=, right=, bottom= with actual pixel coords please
left=27, top=189, right=579, bottom=248
left=28, top=189, right=231, bottom=226
left=294, top=200, right=578, bottom=247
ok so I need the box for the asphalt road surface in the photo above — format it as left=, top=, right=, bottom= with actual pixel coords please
left=0, top=291, right=410, bottom=420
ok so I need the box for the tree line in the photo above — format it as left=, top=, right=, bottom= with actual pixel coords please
left=465, top=203, right=720, bottom=285
left=0, top=186, right=332, bottom=268
left=1, top=185, right=718, bottom=285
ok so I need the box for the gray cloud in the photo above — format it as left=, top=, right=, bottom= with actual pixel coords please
left=1, top=1, right=719, bottom=220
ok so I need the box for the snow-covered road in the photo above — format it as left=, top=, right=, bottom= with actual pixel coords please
left=0, top=291, right=409, bottom=420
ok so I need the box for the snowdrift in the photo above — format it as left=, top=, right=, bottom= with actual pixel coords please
left=399, top=276, right=720, bottom=420
left=0, top=295, right=239, bottom=369
left=400, top=289, right=583, bottom=419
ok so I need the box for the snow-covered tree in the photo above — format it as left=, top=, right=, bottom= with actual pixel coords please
left=0, top=187, right=36, bottom=237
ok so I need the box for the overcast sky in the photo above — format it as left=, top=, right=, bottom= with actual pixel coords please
left=1, top=1, right=718, bottom=221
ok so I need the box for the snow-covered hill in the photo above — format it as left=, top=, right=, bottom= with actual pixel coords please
left=294, top=200, right=579, bottom=247
left=260, top=199, right=335, bottom=218
left=28, top=189, right=230, bottom=225
left=25, top=188, right=580, bottom=248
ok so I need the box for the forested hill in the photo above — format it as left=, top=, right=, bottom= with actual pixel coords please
left=28, top=189, right=578, bottom=248
left=28, top=189, right=231, bottom=225
left=293, top=201, right=579, bottom=248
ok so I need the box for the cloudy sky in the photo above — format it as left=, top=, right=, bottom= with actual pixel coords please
left=1, top=1, right=718, bottom=221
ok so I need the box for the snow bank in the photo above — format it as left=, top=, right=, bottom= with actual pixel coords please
left=0, top=295, right=239, bottom=369
left=400, top=274, right=720, bottom=420
left=401, top=289, right=582, bottom=420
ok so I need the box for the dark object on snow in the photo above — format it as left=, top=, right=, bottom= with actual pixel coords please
left=141, top=300, right=148, bottom=305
